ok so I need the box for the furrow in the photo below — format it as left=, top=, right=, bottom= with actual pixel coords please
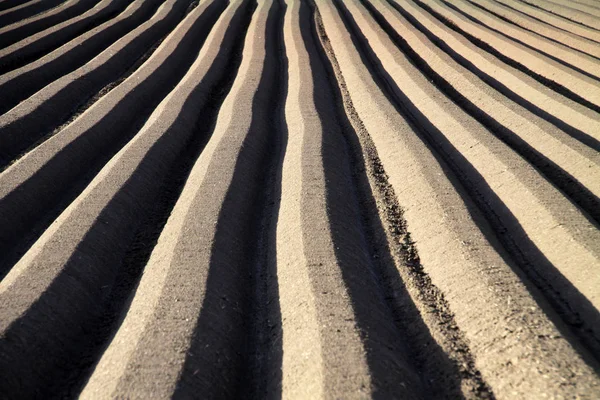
left=0, top=0, right=37, bottom=13
left=0, top=0, right=164, bottom=113
left=339, top=0, right=600, bottom=361
left=0, top=0, right=597, bottom=398
left=570, top=0, right=600, bottom=10
left=278, top=0, right=427, bottom=397
left=445, top=0, right=600, bottom=78
left=80, top=1, right=286, bottom=397
left=0, top=0, right=66, bottom=27
left=0, top=0, right=133, bottom=75
left=0, top=0, right=249, bottom=397
left=364, top=0, right=600, bottom=226
left=392, top=0, right=600, bottom=147
left=494, top=0, right=600, bottom=42
left=315, top=4, right=495, bottom=397
left=570, top=0, right=600, bottom=9
left=520, top=0, right=600, bottom=29
left=534, top=0, right=600, bottom=18
left=0, top=0, right=224, bottom=280
left=0, top=0, right=192, bottom=168
left=275, top=2, right=323, bottom=397
left=468, top=0, right=600, bottom=59
left=0, top=0, right=101, bottom=50
left=315, top=0, right=600, bottom=397
left=243, top=1, right=287, bottom=397
left=417, top=0, right=600, bottom=109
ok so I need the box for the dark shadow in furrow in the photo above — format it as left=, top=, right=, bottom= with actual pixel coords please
left=0, top=0, right=135, bottom=75
left=0, top=0, right=194, bottom=169
left=67, top=4, right=257, bottom=397
left=0, top=0, right=102, bottom=49
left=468, top=0, right=600, bottom=59
left=517, top=0, right=600, bottom=33
left=361, top=1, right=600, bottom=232
left=0, top=38, right=165, bottom=175
left=555, top=6, right=600, bottom=23
left=525, top=0, right=600, bottom=20
left=571, top=0, right=600, bottom=12
left=0, top=0, right=35, bottom=13
left=171, top=1, right=285, bottom=398
left=0, top=3, right=253, bottom=399
left=438, top=0, right=600, bottom=83
left=310, top=1, right=494, bottom=398
left=572, top=0, right=600, bottom=11
left=0, top=0, right=226, bottom=281
left=385, top=1, right=600, bottom=156
left=244, top=1, right=286, bottom=397
left=411, top=0, right=600, bottom=114
left=0, top=0, right=65, bottom=27
left=310, top=1, right=434, bottom=398
left=0, top=0, right=170, bottom=115
left=309, top=1, right=427, bottom=397
left=489, top=0, right=600, bottom=45
left=334, top=0, right=600, bottom=371
left=465, top=0, right=600, bottom=60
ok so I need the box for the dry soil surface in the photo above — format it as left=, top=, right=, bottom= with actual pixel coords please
left=0, top=0, right=599, bottom=398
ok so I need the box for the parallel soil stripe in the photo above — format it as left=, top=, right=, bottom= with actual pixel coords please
left=420, top=0, right=600, bottom=107
left=394, top=0, right=600, bottom=146
left=469, top=0, right=600, bottom=58
left=0, top=0, right=232, bottom=397
left=346, top=0, right=600, bottom=330
left=0, top=0, right=189, bottom=164
left=277, top=1, right=324, bottom=397
left=0, top=0, right=221, bottom=335
left=0, top=0, right=161, bottom=115
left=285, top=1, right=425, bottom=398
left=545, top=0, right=600, bottom=17
left=0, top=0, right=598, bottom=398
left=0, top=0, right=133, bottom=74
left=494, top=0, right=600, bottom=42
left=296, top=0, right=375, bottom=395
left=317, top=0, right=600, bottom=396
left=0, top=0, right=40, bottom=12
left=368, top=0, right=600, bottom=219
left=0, top=0, right=100, bottom=49
left=0, top=0, right=220, bottom=280
left=521, top=0, right=600, bottom=29
left=0, top=0, right=66, bottom=27
left=567, top=0, right=600, bottom=10
left=447, top=0, right=600, bottom=78
left=81, top=1, right=282, bottom=397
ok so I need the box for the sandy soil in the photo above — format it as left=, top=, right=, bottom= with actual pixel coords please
left=0, top=0, right=599, bottom=398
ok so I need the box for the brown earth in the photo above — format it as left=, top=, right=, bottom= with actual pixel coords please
left=0, top=0, right=599, bottom=398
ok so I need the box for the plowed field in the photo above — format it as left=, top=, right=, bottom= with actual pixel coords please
left=0, top=0, right=599, bottom=398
